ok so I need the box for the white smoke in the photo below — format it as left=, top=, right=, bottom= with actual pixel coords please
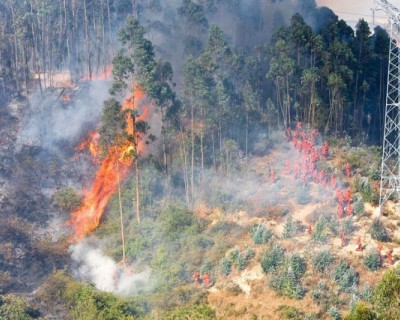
left=69, top=240, right=154, bottom=296
left=17, top=80, right=111, bottom=150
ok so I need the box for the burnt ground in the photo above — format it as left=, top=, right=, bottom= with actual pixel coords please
left=0, top=82, right=107, bottom=293
left=0, top=98, right=67, bottom=293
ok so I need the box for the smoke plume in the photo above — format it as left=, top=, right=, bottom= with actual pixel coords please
left=16, top=80, right=111, bottom=150
left=70, top=240, right=154, bottom=296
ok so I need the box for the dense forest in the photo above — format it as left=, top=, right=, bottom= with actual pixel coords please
left=0, top=0, right=390, bottom=145
left=2, top=0, right=400, bottom=319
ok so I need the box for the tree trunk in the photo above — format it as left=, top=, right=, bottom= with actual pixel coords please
left=135, top=158, right=140, bottom=224
left=83, top=0, right=91, bottom=78
left=212, top=129, right=216, bottom=168
left=179, top=129, right=190, bottom=205
left=191, top=99, right=194, bottom=205
left=116, top=160, right=126, bottom=265
left=245, top=110, right=249, bottom=161
left=131, top=92, right=141, bottom=224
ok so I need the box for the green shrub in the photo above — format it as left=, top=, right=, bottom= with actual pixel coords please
left=363, top=249, right=382, bottom=271
left=276, top=305, right=304, bottom=320
left=250, top=224, right=272, bottom=244
left=287, top=254, right=306, bottom=279
left=282, top=216, right=298, bottom=239
left=52, top=187, right=82, bottom=211
left=200, top=261, right=214, bottom=274
left=261, top=243, right=285, bottom=273
left=229, top=247, right=240, bottom=263
left=369, top=219, right=389, bottom=242
left=355, top=177, right=378, bottom=204
left=237, top=253, right=247, bottom=270
left=296, top=186, right=311, bottom=205
left=0, top=294, right=39, bottom=320
left=244, top=247, right=255, bottom=261
left=372, top=269, right=400, bottom=319
left=311, top=280, right=338, bottom=312
left=220, top=257, right=232, bottom=276
left=332, top=260, right=359, bottom=292
left=311, top=219, right=327, bottom=244
left=360, top=283, right=373, bottom=302
left=37, top=271, right=147, bottom=319
left=368, top=167, right=381, bottom=181
left=343, top=302, right=377, bottom=320
left=349, top=293, right=360, bottom=315
left=341, top=218, right=355, bottom=235
left=353, top=196, right=365, bottom=216
left=327, top=306, right=341, bottom=320
left=268, top=269, right=306, bottom=299
left=225, top=247, right=254, bottom=272
left=161, top=304, right=217, bottom=320
left=313, top=250, right=334, bottom=273
left=0, top=272, right=11, bottom=294
left=311, top=280, right=328, bottom=303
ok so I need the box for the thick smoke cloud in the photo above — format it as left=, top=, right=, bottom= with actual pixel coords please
left=70, top=240, right=154, bottom=296
left=16, top=81, right=111, bottom=150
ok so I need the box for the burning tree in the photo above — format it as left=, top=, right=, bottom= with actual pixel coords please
left=68, top=92, right=149, bottom=246
left=111, top=16, right=177, bottom=213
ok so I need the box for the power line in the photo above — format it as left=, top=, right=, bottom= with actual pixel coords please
left=333, top=9, right=386, bottom=19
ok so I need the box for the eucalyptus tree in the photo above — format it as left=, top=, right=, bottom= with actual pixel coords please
left=267, top=39, right=296, bottom=128
left=110, top=16, right=155, bottom=224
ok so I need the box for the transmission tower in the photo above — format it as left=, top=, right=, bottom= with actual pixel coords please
left=376, top=0, right=400, bottom=213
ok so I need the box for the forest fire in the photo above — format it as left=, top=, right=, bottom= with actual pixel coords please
left=75, top=131, right=101, bottom=160
left=81, top=65, right=113, bottom=81
left=68, top=87, right=150, bottom=239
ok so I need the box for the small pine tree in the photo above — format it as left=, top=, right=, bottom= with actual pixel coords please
left=237, top=253, right=246, bottom=270
left=312, top=250, right=334, bottom=274
left=282, top=216, right=298, bottom=239
left=360, top=283, right=372, bottom=302
left=220, top=257, right=232, bottom=276
left=311, top=280, right=328, bottom=304
left=261, top=243, right=285, bottom=273
left=341, top=217, right=355, bottom=235
left=332, top=260, right=359, bottom=292
left=327, top=306, right=341, bottom=320
left=369, top=219, right=389, bottom=242
left=268, top=268, right=306, bottom=299
left=287, top=253, right=306, bottom=279
left=343, top=302, right=377, bottom=320
left=312, top=219, right=327, bottom=243
left=296, top=186, right=311, bottom=204
left=250, top=224, right=272, bottom=244
left=200, top=260, right=214, bottom=274
left=229, top=247, right=240, bottom=264
left=244, top=247, right=255, bottom=261
left=363, top=249, right=382, bottom=271
left=353, top=195, right=365, bottom=216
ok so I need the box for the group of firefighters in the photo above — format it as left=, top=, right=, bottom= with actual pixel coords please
left=192, top=271, right=212, bottom=288
left=191, top=123, right=395, bottom=287
left=284, top=123, right=395, bottom=263
left=280, top=122, right=350, bottom=192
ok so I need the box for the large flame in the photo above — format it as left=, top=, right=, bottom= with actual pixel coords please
left=68, top=87, right=150, bottom=239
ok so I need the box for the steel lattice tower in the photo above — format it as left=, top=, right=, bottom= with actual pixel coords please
left=376, top=0, right=400, bottom=212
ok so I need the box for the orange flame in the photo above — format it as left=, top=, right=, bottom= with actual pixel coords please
left=81, top=65, right=113, bottom=81
left=61, top=94, right=72, bottom=102
left=76, top=131, right=101, bottom=159
left=68, top=87, right=150, bottom=239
